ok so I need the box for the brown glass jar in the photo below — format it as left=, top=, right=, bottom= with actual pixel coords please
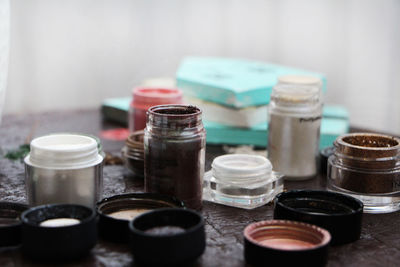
left=328, top=133, right=400, bottom=213
left=144, top=105, right=206, bottom=210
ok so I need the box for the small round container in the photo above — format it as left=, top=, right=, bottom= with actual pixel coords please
left=129, top=87, right=183, bottom=132
left=24, top=133, right=104, bottom=208
left=244, top=220, right=331, bottom=267
left=274, top=190, right=363, bottom=245
left=129, top=208, right=205, bottom=266
left=203, top=154, right=284, bottom=209
left=21, top=204, right=97, bottom=262
left=327, top=133, right=400, bottom=213
left=121, top=130, right=144, bottom=177
left=0, top=202, right=28, bottom=247
left=268, top=75, right=323, bottom=180
left=97, top=193, right=185, bottom=243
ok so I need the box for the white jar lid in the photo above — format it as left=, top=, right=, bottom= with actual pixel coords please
left=211, top=154, right=272, bottom=182
left=278, top=75, right=322, bottom=87
left=25, top=133, right=103, bottom=169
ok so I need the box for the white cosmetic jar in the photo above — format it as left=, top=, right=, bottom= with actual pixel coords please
left=203, top=154, right=284, bottom=209
left=24, top=133, right=104, bottom=208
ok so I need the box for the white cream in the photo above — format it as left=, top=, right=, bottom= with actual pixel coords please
left=40, top=218, right=80, bottom=227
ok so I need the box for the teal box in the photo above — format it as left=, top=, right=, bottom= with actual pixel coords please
left=205, top=105, right=349, bottom=149
left=176, top=57, right=327, bottom=108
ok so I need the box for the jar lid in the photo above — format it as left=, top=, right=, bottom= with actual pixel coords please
left=97, top=193, right=185, bottom=243
left=274, top=190, right=363, bottom=245
left=272, top=75, right=322, bottom=107
left=132, top=87, right=183, bottom=110
left=211, top=154, right=272, bottom=181
left=244, top=220, right=330, bottom=266
left=278, top=75, right=322, bottom=87
left=21, top=204, right=97, bottom=262
left=25, top=133, right=103, bottom=169
left=129, top=208, right=205, bottom=266
left=0, top=202, right=28, bottom=247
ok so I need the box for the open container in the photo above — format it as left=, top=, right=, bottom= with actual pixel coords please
left=327, top=133, right=400, bottom=213
left=97, top=193, right=185, bottom=243
left=203, top=154, right=284, bottom=209
left=129, top=208, right=205, bottom=266
left=244, top=220, right=331, bottom=266
left=274, top=190, right=363, bottom=245
left=0, top=202, right=28, bottom=247
left=20, top=204, right=97, bottom=262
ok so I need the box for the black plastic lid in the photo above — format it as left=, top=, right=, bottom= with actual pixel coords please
left=244, top=220, right=331, bottom=267
left=21, top=204, right=97, bottom=262
left=274, top=190, right=363, bottom=245
left=129, top=208, right=205, bottom=266
left=97, top=193, right=185, bottom=243
left=0, top=202, right=28, bottom=247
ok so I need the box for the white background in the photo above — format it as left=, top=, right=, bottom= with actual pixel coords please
left=4, top=0, right=400, bottom=134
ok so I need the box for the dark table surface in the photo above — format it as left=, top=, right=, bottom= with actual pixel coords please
left=0, top=109, right=399, bottom=267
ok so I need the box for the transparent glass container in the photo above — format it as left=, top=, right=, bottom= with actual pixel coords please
left=203, top=154, right=284, bottom=209
left=327, top=133, right=400, bottom=213
left=268, top=75, right=323, bottom=180
left=144, top=105, right=206, bottom=210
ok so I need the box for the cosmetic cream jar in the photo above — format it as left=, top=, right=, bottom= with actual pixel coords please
left=203, top=154, right=284, bottom=209
left=24, top=133, right=103, bottom=208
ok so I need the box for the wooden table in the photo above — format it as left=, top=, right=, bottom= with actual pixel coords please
left=0, top=109, right=399, bottom=266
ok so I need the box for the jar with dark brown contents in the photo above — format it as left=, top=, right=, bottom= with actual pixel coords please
left=144, top=105, right=206, bottom=210
left=328, top=133, right=400, bottom=214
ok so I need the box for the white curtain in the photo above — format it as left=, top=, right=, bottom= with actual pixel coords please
left=0, top=0, right=9, bottom=125
left=5, top=0, right=400, bottom=134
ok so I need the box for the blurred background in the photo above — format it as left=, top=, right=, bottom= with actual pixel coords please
left=2, top=0, right=400, bottom=134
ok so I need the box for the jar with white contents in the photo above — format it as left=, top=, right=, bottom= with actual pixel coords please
left=268, top=75, right=323, bottom=180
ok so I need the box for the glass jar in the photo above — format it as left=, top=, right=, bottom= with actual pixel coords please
left=144, top=105, right=206, bottom=210
left=327, top=133, right=400, bottom=213
left=129, top=87, right=183, bottom=132
left=203, top=154, right=284, bottom=209
left=268, top=75, right=323, bottom=180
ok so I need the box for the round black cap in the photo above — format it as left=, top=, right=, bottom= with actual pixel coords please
left=274, top=190, right=363, bottom=245
left=0, top=202, right=28, bottom=247
left=129, top=208, right=205, bottom=266
left=21, top=204, right=97, bottom=262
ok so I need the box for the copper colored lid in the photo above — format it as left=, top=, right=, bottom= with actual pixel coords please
left=243, top=220, right=330, bottom=266
left=244, top=220, right=330, bottom=251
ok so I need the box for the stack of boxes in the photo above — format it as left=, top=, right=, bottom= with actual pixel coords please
left=101, top=56, right=349, bottom=149
left=176, top=57, right=349, bottom=149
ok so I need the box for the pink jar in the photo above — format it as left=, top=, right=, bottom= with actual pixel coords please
left=129, top=87, right=183, bottom=132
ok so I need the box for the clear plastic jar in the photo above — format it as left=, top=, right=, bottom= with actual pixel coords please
left=328, top=133, right=400, bottom=213
left=129, top=87, right=183, bottom=132
left=268, top=75, right=323, bottom=180
left=203, top=154, right=284, bottom=209
left=144, top=105, right=206, bottom=210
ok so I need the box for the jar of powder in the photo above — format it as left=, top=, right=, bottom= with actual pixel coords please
left=129, top=87, right=183, bottom=132
left=24, top=133, right=103, bottom=208
left=268, top=75, right=323, bottom=180
left=144, top=105, right=206, bottom=210
left=328, top=133, right=400, bottom=213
